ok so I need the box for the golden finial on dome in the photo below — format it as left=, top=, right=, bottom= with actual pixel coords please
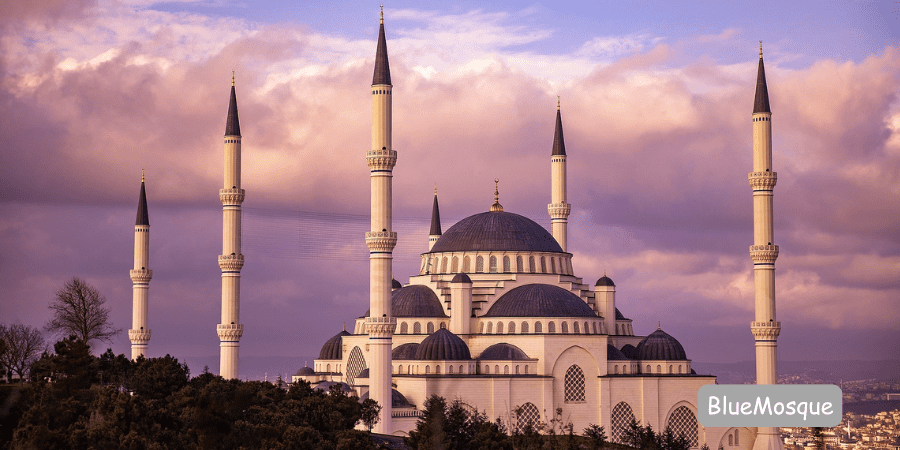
left=759, top=41, right=763, bottom=58
left=557, top=95, right=560, bottom=110
left=141, top=168, right=145, bottom=183
left=380, top=5, right=384, bottom=24
left=490, top=179, right=504, bottom=212
left=434, top=183, right=437, bottom=196
left=658, top=321, right=661, bottom=330
left=232, top=70, right=235, bottom=86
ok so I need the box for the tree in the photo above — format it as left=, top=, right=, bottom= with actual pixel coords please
left=0, top=324, right=45, bottom=379
left=583, top=424, right=607, bottom=450
left=360, top=397, right=381, bottom=432
left=46, top=277, right=121, bottom=345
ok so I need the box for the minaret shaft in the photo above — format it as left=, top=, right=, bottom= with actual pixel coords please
left=548, top=106, right=570, bottom=252
left=129, top=179, right=151, bottom=360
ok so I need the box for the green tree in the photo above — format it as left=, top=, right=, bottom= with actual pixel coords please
left=46, top=277, right=122, bottom=346
left=584, top=423, right=607, bottom=450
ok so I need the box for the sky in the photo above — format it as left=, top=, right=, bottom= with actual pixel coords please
left=1, top=0, right=899, bottom=375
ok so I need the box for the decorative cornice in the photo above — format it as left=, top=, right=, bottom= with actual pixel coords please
left=366, top=149, right=397, bottom=171
left=219, top=254, right=245, bottom=271
left=130, top=268, right=153, bottom=283
left=366, top=231, right=398, bottom=252
left=748, top=171, right=777, bottom=191
left=365, top=316, right=397, bottom=337
left=219, top=188, right=246, bottom=205
left=548, top=202, right=571, bottom=219
left=749, top=244, right=779, bottom=264
left=128, top=329, right=151, bottom=343
left=217, top=323, right=244, bottom=341
left=751, top=321, right=781, bottom=339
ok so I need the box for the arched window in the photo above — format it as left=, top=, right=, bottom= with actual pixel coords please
left=448, top=365, right=454, bottom=374
left=551, top=257, right=556, bottom=273
left=427, top=322, right=435, bottom=334
left=548, top=321, right=555, bottom=333
left=425, top=365, right=430, bottom=374
left=657, top=365, right=661, bottom=373
left=479, top=322, right=485, bottom=333
left=535, top=321, right=542, bottom=333
left=413, top=322, right=422, bottom=334
left=463, top=256, right=471, bottom=272
left=489, top=256, right=498, bottom=273
left=486, top=322, right=493, bottom=333
left=459, top=365, right=463, bottom=374
left=524, top=366, right=529, bottom=374
left=679, top=365, right=683, bottom=374
left=346, top=346, right=367, bottom=386
left=451, top=256, right=459, bottom=273
left=729, top=435, right=734, bottom=446
left=561, top=322, right=568, bottom=334
left=435, top=365, right=441, bottom=374
left=540, top=256, right=547, bottom=273
left=504, top=365, right=509, bottom=374
left=521, top=321, right=529, bottom=333
left=496, top=322, right=504, bottom=334
left=666, top=406, right=698, bottom=447
left=517, top=403, right=540, bottom=433
left=611, top=402, right=635, bottom=443
left=483, top=365, right=488, bottom=374
left=506, top=321, right=513, bottom=333
left=564, top=365, right=585, bottom=402
left=584, top=322, right=590, bottom=334
left=476, top=256, right=484, bottom=272
left=614, top=365, right=619, bottom=374
left=668, top=365, right=673, bottom=374
left=494, top=365, right=499, bottom=374
left=503, top=256, right=511, bottom=272
left=400, top=322, right=408, bottom=334
left=516, top=256, right=524, bottom=272
left=734, top=430, right=739, bottom=445
left=440, top=322, right=447, bottom=329
left=441, top=257, right=448, bottom=273
left=646, top=365, right=651, bottom=373
left=529, top=256, right=536, bottom=273
left=593, top=322, right=598, bottom=334
left=398, top=364, right=403, bottom=373
left=573, top=322, right=580, bottom=334
left=326, top=364, right=330, bottom=372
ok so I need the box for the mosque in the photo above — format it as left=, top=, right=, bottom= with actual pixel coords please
left=129, top=8, right=782, bottom=450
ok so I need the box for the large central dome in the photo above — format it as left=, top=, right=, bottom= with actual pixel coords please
left=430, top=211, right=563, bottom=253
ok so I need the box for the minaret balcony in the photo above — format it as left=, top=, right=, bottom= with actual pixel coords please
left=366, top=231, right=398, bottom=252
left=749, top=245, right=779, bottom=264
left=365, top=316, right=397, bottom=337
left=219, top=254, right=245, bottom=271
left=217, top=323, right=244, bottom=340
left=366, top=149, right=398, bottom=171
left=128, top=328, right=152, bottom=343
left=219, top=188, right=246, bottom=205
left=130, top=268, right=153, bottom=283
left=750, top=321, right=781, bottom=339
left=548, top=202, right=571, bottom=218
left=748, top=171, right=777, bottom=191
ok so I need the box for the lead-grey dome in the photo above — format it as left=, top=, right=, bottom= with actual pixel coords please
left=295, top=366, right=315, bottom=376
left=414, top=328, right=471, bottom=360
left=484, top=284, right=597, bottom=318
left=318, top=330, right=351, bottom=360
left=479, top=343, right=530, bottom=360
left=364, top=285, right=448, bottom=318
left=392, top=343, right=420, bottom=359
left=607, top=344, right=630, bottom=361
left=429, top=211, right=563, bottom=253
left=596, top=275, right=615, bottom=286
left=635, top=328, right=688, bottom=360
left=361, top=389, right=413, bottom=408
left=620, top=344, right=638, bottom=359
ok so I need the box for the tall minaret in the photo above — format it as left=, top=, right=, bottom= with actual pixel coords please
left=365, top=6, right=397, bottom=434
left=218, top=73, right=245, bottom=379
left=129, top=170, right=152, bottom=360
left=428, top=186, right=441, bottom=251
left=548, top=97, right=571, bottom=252
left=749, top=43, right=783, bottom=450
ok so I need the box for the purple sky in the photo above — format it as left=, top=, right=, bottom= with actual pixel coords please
left=1, top=1, right=899, bottom=375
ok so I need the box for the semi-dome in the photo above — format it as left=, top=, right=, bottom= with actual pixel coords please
left=361, top=388, right=414, bottom=408
left=364, top=285, right=448, bottom=318
left=451, top=273, right=472, bottom=283
left=596, top=275, right=615, bottom=286
left=429, top=211, right=564, bottom=253
left=620, top=344, right=638, bottom=359
left=607, top=344, right=630, bottom=361
left=392, top=278, right=402, bottom=289
left=484, top=284, right=597, bottom=318
left=414, top=328, right=471, bottom=360
left=635, top=328, right=688, bottom=360
left=318, top=330, right=351, bottom=360
left=392, top=342, right=420, bottom=359
left=479, top=343, right=530, bottom=360
left=295, top=366, right=315, bottom=376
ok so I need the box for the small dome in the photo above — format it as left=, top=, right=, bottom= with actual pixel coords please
left=364, top=285, right=448, bottom=318
left=430, top=211, right=563, bottom=253
left=478, top=343, right=530, bottom=360
left=451, top=273, right=472, bottom=284
left=392, top=343, right=420, bottom=359
left=620, top=344, right=638, bottom=359
left=596, top=275, right=615, bottom=287
left=318, top=330, right=351, bottom=360
left=414, top=328, right=471, bottom=360
left=615, top=308, right=626, bottom=320
left=607, top=344, right=630, bottom=361
left=295, top=366, right=315, bottom=376
left=357, top=368, right=370, bottom=378
left=392, top=278, right=402, bottom=289
left=484, top=284, right=597, bottom=318
left=361, top=388, right=414, bottom=408
left=635, top=328, right=688, bottom=360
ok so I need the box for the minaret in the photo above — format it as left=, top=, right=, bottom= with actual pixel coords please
left=218, top=73, right=245, bottom=379
left=548, top=97, right=571, bottom=252
left=129, top=170, right=152, bottom=360
left=428, top=186, right=441, bottom=251
left=365, top=6, right=397, bottom=434
left=749, top=43, right=783, bottom=450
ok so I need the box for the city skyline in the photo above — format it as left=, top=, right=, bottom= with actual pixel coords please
left=1, top=0, right=898, bottom=371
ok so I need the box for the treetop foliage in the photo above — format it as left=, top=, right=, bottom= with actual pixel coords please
left=45, top=277, right=121, bottom=345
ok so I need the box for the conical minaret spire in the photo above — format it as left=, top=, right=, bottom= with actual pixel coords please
left=548, top=97, right=571, bottom=251
left=129, top=171, right=152, bottom=359
left=365, top=6, right=397, bottom=434
left=749, top=43, right=783, bottom=450
left=428, top=186, right=442, bottom=251
left=218, top=75, right=246, bottom=379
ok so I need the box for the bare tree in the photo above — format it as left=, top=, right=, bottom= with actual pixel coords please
left=46, top=277, right=122, bottom=346
left=0, top=324, right=45, bottom=379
